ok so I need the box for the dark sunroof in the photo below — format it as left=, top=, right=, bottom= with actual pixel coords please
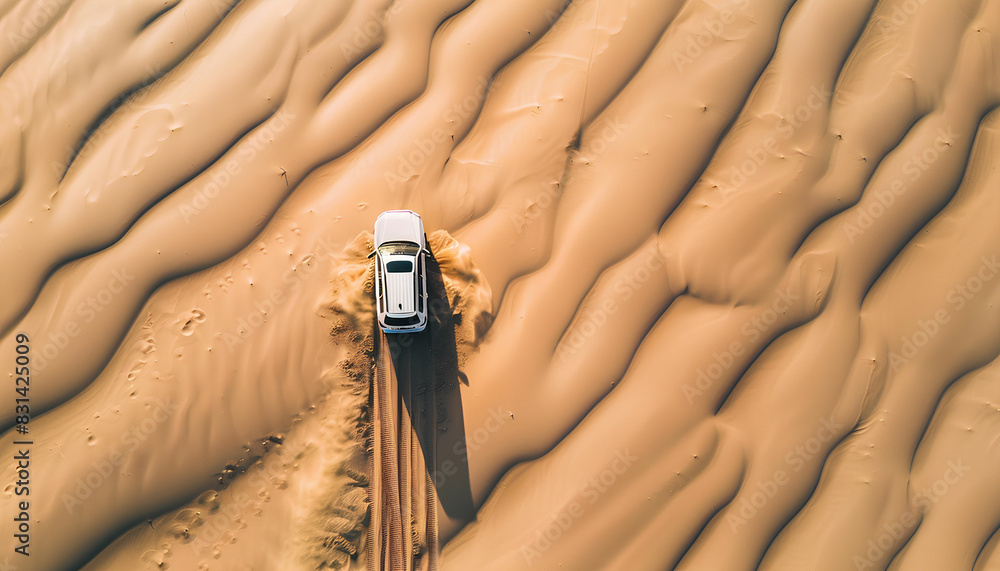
left=386, top=260, right=413, bottom=273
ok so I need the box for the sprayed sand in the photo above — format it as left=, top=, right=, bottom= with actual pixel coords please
left=2, top=0, right=1000, bottom=569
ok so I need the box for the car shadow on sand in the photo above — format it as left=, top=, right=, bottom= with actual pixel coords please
left=385, top=250, right=476, bottom=524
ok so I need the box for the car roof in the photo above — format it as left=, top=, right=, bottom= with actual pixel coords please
left=380, top=250, right=418, bottom=316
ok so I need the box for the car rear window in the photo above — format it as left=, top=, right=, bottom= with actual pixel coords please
left=386, top=260, right=413, bottom=273
left=385, top=315, right=421, bottom=325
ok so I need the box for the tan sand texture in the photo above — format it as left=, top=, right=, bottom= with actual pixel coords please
left=2, top=0, right=1000, bottom=569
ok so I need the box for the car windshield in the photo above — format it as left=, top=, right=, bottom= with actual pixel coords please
left=386, top=260, right=413, bottom=273
left=378, top=242, right=419, bottom=256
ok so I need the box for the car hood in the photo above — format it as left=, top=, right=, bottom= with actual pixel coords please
left=374, top=210, right=424, bottom=246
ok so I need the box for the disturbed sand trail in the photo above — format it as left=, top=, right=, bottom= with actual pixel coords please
left=2, top=0, right=1000, bottom=569
left=370, top=332, right=431, bottom=571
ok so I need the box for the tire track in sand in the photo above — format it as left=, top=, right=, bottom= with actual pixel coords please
left=369, top=330, right=440, bottom=571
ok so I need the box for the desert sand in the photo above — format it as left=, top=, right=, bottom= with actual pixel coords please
left=2, top=0, right=1000, bottom=569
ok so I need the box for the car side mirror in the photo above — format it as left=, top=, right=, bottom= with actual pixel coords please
left=367, top=250, right=376, bottom=259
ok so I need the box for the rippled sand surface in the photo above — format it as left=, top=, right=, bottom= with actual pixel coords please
left=3, top=0, right=1000, bottom=569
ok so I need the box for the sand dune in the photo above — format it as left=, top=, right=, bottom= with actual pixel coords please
left=2, top=0, right=1000, bottom=569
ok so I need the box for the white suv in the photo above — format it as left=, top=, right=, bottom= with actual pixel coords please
left=371, top=210, right=429, bottom=333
